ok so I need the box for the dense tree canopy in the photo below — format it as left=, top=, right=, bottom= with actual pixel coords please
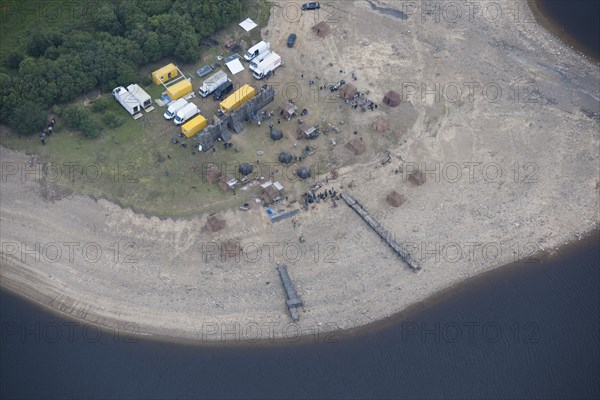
left=1, top=0, right=247, bottom=135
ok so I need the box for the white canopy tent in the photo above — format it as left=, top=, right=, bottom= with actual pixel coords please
left=226, top=58, right=245, bottom=75
left=239, top=18, right=257, bottom=32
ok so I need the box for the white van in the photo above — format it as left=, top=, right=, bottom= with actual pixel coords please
left=252, top=52, right=282, bottom=80
left=249, top=51, right=271, bottom=72
left=174, top=103, right=200, bottom=125
left=244, top=41, right=270, bottom=61
left=163, top=98, right=188, bottom=120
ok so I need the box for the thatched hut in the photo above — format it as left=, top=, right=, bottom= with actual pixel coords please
left=278, top=152, right=293, bottom=164
left=279, top=101, right=297, bottom=120
left=297, top=122, right=318, bottom=139
left=386, top=191, right=406, bottom=207
left=203, top=163, right=222, bottom=183
left=239, top=163, right=253, bottom=176
left=205, top=215, right=226, bottom=232
left=297, top=167, right=311, bottom=179
left=270, top=128, right=283, bottom=140
left=345, top=138, right=366, bottom=155
left=312, top=22, right=331, bottom=38
left=339, top=83, right=357, bottom=100
left=371, top=116, right=389, bottom=133
left=383, top=90, right=401, bottom=107
left=260, top=181, right=284, bottom=203
left=408, top=169, right=426, bottom=186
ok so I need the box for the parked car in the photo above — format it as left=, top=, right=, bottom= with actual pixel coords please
left=213, top=80, right=234, bottom=101
left=301, top=2, right=320, bottom=10
left=287, top=33, right=297, bottom=48
left=224, top=54, right=241, bottom=63
left=196, top=65, right=214, bottom=78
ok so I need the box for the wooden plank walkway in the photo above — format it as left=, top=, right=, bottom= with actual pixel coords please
left=341, top=193, right=421, bottom=271
left=276, top=265, right=303, bottom=322
left=271, top=209, right=300, bottom=223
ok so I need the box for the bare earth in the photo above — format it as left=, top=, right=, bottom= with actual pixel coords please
left=1, top=0, right=599, bottom=342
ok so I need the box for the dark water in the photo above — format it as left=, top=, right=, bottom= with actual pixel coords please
left=1, top=232, right=598, bottom=399
left=537, top=0, right=600, bottom=59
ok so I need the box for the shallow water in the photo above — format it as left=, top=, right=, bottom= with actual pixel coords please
left=366, top=0, right=408, bottom=20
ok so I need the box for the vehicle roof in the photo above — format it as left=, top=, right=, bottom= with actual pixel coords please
left=178, top=103, right=198, bottom=112
left=256, top=52, right=280, bottom=68
left=247, top=41, right=267, bottom=51
left=196, top=65, right=213, bottom=77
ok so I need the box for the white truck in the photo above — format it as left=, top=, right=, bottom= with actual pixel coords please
left=174, top=103, right=199, bottom=125
left=244, top=41, right=270, bottom=61
left=249, top=50, right=271, bottom=72
left=252, top=52, right=282, bottom=80
left=198, top=70, right=228, bottom=98
left=112, top=86, right=141, bottom=116
left=163, top=98, right=188, bottom=120
left=126, top=84, right=152, bottom=109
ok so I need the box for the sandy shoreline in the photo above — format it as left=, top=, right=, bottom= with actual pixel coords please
left=1, top=0, right=599, bottom=343
left=2, top=229, right=598, bottom=347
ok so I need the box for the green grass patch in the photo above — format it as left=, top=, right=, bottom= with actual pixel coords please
left=0, top=1, right=343, bottom=218
left=0, top=90, right=318, bottom=218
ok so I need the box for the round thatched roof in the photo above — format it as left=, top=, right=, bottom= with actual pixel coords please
left=383, top=90, right=401, bottom=107
left=278, top=152, right=293, bottom=164
left=270, top=129, right=283, bottom=140
left=297, top=167, right=311, bottom=179
left=239, top=163, right=253, bottom=176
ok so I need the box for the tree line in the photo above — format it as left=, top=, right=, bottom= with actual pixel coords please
left=0, top=0, right=247, bottom=135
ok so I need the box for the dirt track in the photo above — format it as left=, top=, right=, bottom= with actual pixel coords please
left=1, top=0, right=598, bottom=342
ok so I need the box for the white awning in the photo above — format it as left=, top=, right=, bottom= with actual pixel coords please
left=226, top=58, right=245, bottom=75
left=239, top=18, right=257, bottom=32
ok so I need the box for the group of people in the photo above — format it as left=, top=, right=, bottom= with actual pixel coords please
left=39, top=118, right=56, bottom=145
left=303, top=187, right=339, bottom=206
left=344, top=92, right=378, bottom=112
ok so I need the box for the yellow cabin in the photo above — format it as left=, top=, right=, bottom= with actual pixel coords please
left=166, top=80, right=192, bottom=100
left=219, top=84, right=256, bottom=113
left=152, top=63, right=178, bottom=85
left=181, top=115, right=207, bottom=137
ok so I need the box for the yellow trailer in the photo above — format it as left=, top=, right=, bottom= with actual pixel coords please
left=219, top=84, right=256, bottom=113
left=181, top=115, right=207, bottom=137
left=167, top=80, right=192, bottom=100
left=152, top=63, right=178, bottom=85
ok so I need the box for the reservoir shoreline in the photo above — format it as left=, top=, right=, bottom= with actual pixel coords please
left=532, top=0, right=600, bottom=62
left=1, top=227, right=597, bottom=347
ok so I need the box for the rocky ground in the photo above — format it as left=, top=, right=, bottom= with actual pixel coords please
left=1, top=0, right=598, bottom=342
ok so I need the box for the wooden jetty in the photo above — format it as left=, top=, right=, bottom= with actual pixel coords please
left=341, top=193, right=421, bottom=271
left=276, top=265, right=303, bottom=322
